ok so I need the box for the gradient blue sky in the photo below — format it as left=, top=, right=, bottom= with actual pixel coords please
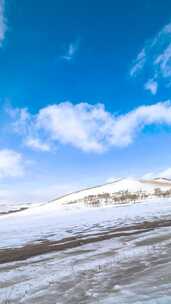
left=1, top=0, right=171, bottom=202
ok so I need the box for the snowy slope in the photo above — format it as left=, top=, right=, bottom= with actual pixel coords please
left=1, top=176, right=171, bottom=249
left=51, top=177, right=171, bottom=205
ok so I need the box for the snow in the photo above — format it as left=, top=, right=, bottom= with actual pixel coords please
left=1, top=177, right=171, bottom=214
left=1, top=178, right=171, bottom=303
left=0, top=196, right=171, bottom=249
left=0, top=201, right=171, bottom=304
left=51, top=177, right=171, bottom=205
left=0, top=177, right=171, bottom=250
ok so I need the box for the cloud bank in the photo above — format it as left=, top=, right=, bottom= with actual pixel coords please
left=9, top=100, right=171, bottom=153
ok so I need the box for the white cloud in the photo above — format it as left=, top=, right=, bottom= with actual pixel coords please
left=144, top=79, right=158, bottom=95
left=155, top=43, right=171, bottom=78
left=61, top=40, right=79, bottom=61
left=14, top=102, right=113, bottom=152
left=130, top=48, right=146, bottom=77
left=0, top=0, right=7, bottom=46
left=0, top=149, right=25, bottom=178
left=25, top=137, right=51, bottom=151
left=10, top=100, right=171, bottom=153
left=130, top=20, right=171, bottom=93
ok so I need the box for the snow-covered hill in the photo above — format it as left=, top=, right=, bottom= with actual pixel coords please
left=51, top=177, right=171, bottom=206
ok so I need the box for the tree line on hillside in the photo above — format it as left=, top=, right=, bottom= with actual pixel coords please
left=78, top=188, right=171, bottom=207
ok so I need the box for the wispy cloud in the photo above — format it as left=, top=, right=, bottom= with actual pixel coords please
left=9, top=100, right=171, bottom=153
left=25, top=137, right=51, bottom=152
left=130, top=21, right=171, bottom=94
left=0, top=0, right=7, bottom=46
left=61, top=39, right=80, bottom=61
left=130, top=48, right=146, bottom=77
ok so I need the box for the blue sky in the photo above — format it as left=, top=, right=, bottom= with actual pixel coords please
left=1, top=0, right=171, bottom=202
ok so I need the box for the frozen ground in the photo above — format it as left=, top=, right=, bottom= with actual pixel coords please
left=0, top=199, right=171, bottom=303
left=0, top=198, right=171, bottom=249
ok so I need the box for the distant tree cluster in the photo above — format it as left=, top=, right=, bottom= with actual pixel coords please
left=78, top=187, right=171, bottom=207
left=154, top=188, right=171, bottom=198
left=82, top=191, right=142, bottom=207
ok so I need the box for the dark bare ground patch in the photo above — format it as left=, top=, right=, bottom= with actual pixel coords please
left=0, top=207, right=28, bottom=216
left=1, top=218, right=171, bottom=264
